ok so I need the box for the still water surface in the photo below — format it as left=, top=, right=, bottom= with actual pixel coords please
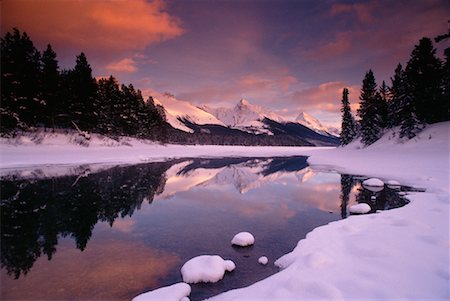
left=0, top=157, right=410, bottom=300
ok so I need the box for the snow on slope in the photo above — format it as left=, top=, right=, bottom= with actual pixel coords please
left=152, top=92, right=226, bottom=132
left=201, top=99, right=286, bottom=135
left=209, top=121, right=450, bottom=301
left=295, top=112, right=339, bottom=137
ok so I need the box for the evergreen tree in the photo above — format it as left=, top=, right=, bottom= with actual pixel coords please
left=41, top=44, right=59, bottom=129
left=357, top=70, right=382, bottom=145
left=405, top=37, right=444, bottom=123
left=377, top=81, right=389, bottom=128
left=398, top=92, right=422, bottom=139
left=67, top=52, right=97, bottom=131
left=435, top=25, right=450, bottom=121
left=1, top=28, right=42, bottom=130
left=388, top=64, right=405, bottom=127
left=95, top=76, right=122, bottom=135
left=339, top=88, right=357, bottom=145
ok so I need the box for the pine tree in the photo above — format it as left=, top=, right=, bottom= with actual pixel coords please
left=67, top=53, right=97, bottom=131
left=405, top=37, right=444, bottom=123
left=339, top=88, right=357, bottom=145
left=377, top=81, right=389, bottom=128
left=398, top=92, right=422, bottom=139
left=1, top=28, right=42, bottom=130
left=388, top=64, right=405, bottom=128
left=357, top=70, right=382, bottom=145
left=41, top=44, right=59, bottom=129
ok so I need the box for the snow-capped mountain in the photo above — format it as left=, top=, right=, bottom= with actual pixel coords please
left=295, top=112, right=339, bottom=137
left=201, top=99, right=286, bottom=135
left=153, top=94, right=339, bottom=145
left=152, top=92, right=225, bottom=133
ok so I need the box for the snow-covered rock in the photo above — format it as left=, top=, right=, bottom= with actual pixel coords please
left=180, top=255, right=235, bottom=284
left=387, top=180, right=401, bottom=189
left=362, top=178, right=384, bottom=187
left=348, top=203, right=371, bottom=214
left=362, top=178, right=385, bottom=192
left=231, top=232, right=255, bottom=247
left=258, top=256, right=269, bottom=265
left=132, top=282, right=191, bottom=301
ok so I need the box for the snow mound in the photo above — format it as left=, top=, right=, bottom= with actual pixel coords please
left=362, top=178, right=384, bottom=187
left=181, top=255, right=235, bottom=284
left=349, top=203, right=371, bottom=214
left=132, top=282, right=191, bottom=301
left=258, top=256, right=269, bottom=265
left=231, top=232, right=255, bottom=247
left=387, top=180, right=401, bottom=189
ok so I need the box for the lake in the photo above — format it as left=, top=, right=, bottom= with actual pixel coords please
left=0, top=156, right=410, bottom=300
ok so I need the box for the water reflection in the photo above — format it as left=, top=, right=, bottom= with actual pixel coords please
left=1, top=157, right=410, bottom=300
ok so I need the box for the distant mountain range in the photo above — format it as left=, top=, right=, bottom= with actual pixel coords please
left=152, top=93, right=339, bottom=146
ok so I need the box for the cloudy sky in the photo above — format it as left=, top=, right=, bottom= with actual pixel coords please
left=2, top=0, right=448, bottom=126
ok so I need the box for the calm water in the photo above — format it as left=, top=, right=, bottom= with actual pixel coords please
left=0, top=157, right=410, bottom=300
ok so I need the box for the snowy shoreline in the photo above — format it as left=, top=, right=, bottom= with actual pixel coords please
left=0, top=131, right=329, bottom=170
left=1, top=122, right=449, bottom=300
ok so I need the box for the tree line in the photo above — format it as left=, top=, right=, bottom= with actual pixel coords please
left=340, top=33, right=449, bottom=146
left=1, top=28, right=167, bottom=139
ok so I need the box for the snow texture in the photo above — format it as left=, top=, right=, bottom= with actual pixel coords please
left=348, top=203, right=371, bottom=214
left=362, top=177, right=384, bottom=186
left=258, top=256, right=269, bottom=265
left=180, top=255, right=235, bottom=284
left=0, top=131, right=329, bottom=170
left=231, top=232, right=255, bottom=247
left=132, top=282, right=191, bottom=301
left=387, top=180, right=401, bottom=188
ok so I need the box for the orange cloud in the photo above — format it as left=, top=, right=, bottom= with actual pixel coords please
left=330, top=2, right=375, bottom=23
left=106, top=58, right=138, bottom=73
left=291, top=81, right=360, bottom=112
left=1, top=0, right=183, bottom=54
left=307, top=31, right=353, bottom=60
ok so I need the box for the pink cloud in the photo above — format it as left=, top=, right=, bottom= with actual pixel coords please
left=307, top=31, right=353, bottom=60
left=106, top=58, right=138, bottom=73
left=1, top=0, right=183, bottom=55
left=291, top=81, right=360, bottom=113
left=330, top=2, right=376, bottom=23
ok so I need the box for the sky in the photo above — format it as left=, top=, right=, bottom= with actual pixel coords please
left=2, top=0, right=449, bottom=127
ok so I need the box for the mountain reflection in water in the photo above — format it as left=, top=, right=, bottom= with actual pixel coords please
left=0, top=157, right=409, bottom=300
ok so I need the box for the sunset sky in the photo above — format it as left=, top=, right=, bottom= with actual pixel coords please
left=2, top=0, right=449, bottom=126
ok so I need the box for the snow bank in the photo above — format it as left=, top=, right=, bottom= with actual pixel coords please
left=180, top=255, right=235, bottom=284
left=132, top=282, right=191, bottom=301
left=231, top=232, right=255, bottom=247
left=348, top=203, right=371, bottom=214
left=0, top=132, right=326, bottom=169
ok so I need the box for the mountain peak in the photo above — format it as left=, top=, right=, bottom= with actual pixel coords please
left=238, top=98, right=251, bottom=106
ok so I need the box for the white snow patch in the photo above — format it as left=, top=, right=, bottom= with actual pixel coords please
left=387, top=180, right=401, bottom=189
left=258, top=256, right=269, bottom=265
left=362, top=178, right=384, bottom=187
left=132, top=282, right=191, bottom=301
left=348, top=203, right=371, bottom=214
left=231, top=232, right=255, bottom=247
left=180, top=255, right=235, bottom=284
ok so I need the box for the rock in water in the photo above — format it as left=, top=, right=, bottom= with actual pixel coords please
left=231, top=232, right=255, bottom=247
left=181, top=255, right=235, bottom=284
